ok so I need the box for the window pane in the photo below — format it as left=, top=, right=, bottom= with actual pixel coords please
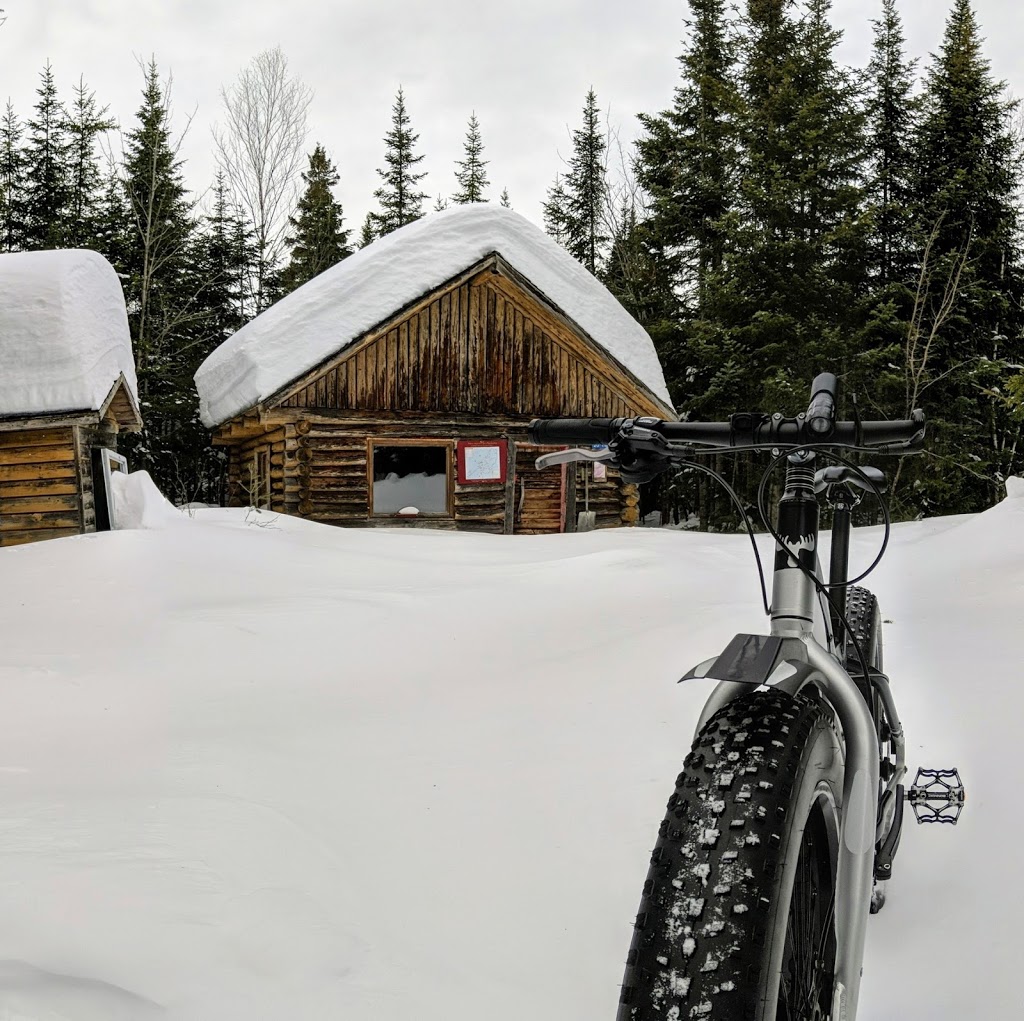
left=372, top=445, right=448, bottom=515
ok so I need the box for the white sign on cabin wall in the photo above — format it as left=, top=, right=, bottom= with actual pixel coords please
left=457, top=440, right=508, bottom=485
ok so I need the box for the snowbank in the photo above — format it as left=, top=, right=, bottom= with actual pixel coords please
left=0, top=505, right=1016, bottom=1018
left=109, top=471, right=188, bottom=530
left=194, top=206, right=672, bottom=427
left=1006, top=475, right=1024, bottom=499
left=0, top=249, right=138, bottom=417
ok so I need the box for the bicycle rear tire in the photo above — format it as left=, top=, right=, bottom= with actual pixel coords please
left=618, top=689, right=843, bottom=1020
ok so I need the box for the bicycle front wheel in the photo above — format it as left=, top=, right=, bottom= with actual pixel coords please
left=618, top=689, right=843, bottom=1021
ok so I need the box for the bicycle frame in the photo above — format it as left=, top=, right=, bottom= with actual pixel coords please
left=680, top=454, right=880, bottom=1021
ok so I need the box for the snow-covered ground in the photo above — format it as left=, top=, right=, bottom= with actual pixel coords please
left=0, top=480, right=1018, bottom=1019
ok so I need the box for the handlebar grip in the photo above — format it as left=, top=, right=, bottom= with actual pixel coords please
left=857, top=410, right=926, bottom=449
left=527, top=418, right=624, bottom=445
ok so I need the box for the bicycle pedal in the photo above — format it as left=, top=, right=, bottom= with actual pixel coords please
left=906, top=768, right=966, bottom=825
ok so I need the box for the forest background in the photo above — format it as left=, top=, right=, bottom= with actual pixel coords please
left=1, top=0, right=1023, bottom=526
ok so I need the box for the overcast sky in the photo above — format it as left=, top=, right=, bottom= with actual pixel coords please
left=2, top=0, right=1024, bottom=235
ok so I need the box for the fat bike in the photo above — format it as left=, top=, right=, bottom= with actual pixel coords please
left=529, top=373, right=965, bottom=1021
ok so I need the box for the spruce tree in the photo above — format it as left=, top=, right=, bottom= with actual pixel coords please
left=23, top=62, right=72, bottom=249
left=358, top=212, right=377, bottom=248
left=118, top=60, right=203, bottom=498
left=563, top=89, right=608, bottom=274
left=636, top=0, right=738, bottom=312
left=542, top=173, right=571, bottom=244
left=720, top=0, right=867, bottom=406
left=499, top=187, right=511, bottom=209
left=372, top=87, right=427, bottom=235
left=909, top=0, right=1024, bottom=513
left=279, top=144, right=351, bottom=295
left=0, top=101, right=26, bottom=252
left=64, top=77, right=116, bottom=249
left=452, top=112, right=489, bottom=203
left=865, top=0, right=918, bottom=289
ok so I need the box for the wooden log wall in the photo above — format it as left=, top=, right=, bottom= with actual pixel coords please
left=227, top=426, right=300, bottom=514
left=0, top=427, right=84, bottom=546
left=277, top=270, right=654, bottom=421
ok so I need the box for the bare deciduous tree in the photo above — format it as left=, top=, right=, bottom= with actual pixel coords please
left=214, top=47, right=311, bottom=311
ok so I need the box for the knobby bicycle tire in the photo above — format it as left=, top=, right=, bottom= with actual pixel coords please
left=618, top=689, right=843, bottom=1020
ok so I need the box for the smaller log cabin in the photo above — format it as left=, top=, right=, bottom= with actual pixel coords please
left=0, top=250, right=142, bottom=547
left=196, top=207, right=674, bottom=534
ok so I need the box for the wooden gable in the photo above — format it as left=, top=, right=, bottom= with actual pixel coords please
left=267, top=256, right=672, bottom=421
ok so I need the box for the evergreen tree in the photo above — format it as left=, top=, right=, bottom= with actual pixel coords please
left=23, top=62, right=72, bottom=249
left=452, top=112, right=489, bottom=203
left=118, top=60, right=205, bottom=499
left=563, top=89, right=608, bottom=274
left=0, top=101, right=26, bottom=252
left=433, top=194, right=449, bottom=212
left=718, top=0, right=867, bottom=406
left=909, top=0, right=1024, bottom=513
left=636, top=0, right=739, bottom=313
left=865, top=0, right=918, bottom=289
left=499, top=187, right=511, bottom=208
left=372, top=87, right=427, bottom=235
left=358, top=212, right=377, bottom=248
left=64, top=77, right=116, bottom=249
left=278, top=143, right=351, bottom=295
left=542, top=172, right=571, bottom=244
left=199, top=171, right=255, bottom=342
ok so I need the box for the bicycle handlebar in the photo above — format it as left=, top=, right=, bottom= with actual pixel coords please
left=528, top=409, right=926, bottom=452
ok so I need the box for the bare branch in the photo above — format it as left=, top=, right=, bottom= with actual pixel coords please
left=213, top=47, right=312, bottom=310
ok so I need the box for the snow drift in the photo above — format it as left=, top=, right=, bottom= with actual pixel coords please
left=0, top=493, right=1018, bottom=1018
left=0, top=249, right=138, bottom=417
left=194, top=205, right=672, bottom=428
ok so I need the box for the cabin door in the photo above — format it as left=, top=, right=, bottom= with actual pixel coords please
left=513, top=444, right=566, bottom=534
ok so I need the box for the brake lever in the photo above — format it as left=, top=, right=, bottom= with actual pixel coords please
left=534, top=448, right=615, bottom=471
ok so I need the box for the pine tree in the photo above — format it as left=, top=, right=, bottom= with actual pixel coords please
left=358, top=212, right=377, bottom=248
left=542, top=173, right=571, bottom=244
left=278, top=144, right=351, bottom=295
left=0, top=101, right=26, bottom=252
left=452, top=112, right=489, bottom=203
left=563, top=89, right=608, bottom=274
left=194, top=172, right=255, bottom=355
left=909, top=0, right=1024, bottom=513
left=865, top=0, right=918, bottom=289
left=23, top=62, right=72, bottom=249
left=719, top=0, right=867, bottom=406
left=372, top=87, right=427, bottom=235
left=118, top=60, right=204, bottom=498
left=500, top=187, right=511, bottom=209
left=636, top=0, right=739, bottom=312
left=64, top=77, right=116, bottom=249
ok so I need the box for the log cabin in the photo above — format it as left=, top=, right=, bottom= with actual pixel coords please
left=0, top=250, right=142, bottom=547
left=195, top=206, right=675, bottom=534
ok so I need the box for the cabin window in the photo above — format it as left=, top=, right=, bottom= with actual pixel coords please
left=371, top=442, right=451, bottom=517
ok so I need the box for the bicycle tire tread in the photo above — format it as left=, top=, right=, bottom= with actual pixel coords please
left=618, top=689, right=838, bottom=1020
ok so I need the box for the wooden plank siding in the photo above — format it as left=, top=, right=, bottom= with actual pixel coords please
left=275, top=269, right=664, bottom=422
left=0, top=427, right=85, bottom=546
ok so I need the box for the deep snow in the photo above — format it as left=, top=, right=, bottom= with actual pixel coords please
left=194, top=205, right=673, bottom=428
left=0, top=249, right=138, bottom=417
left=0, top=482, right=1017, bottom=1018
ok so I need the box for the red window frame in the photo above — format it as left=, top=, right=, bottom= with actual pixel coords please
left=456, top=439, right=508, bottom=486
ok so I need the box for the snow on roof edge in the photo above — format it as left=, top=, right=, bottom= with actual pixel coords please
left=195, top=206, right=673, bottom=428
left=0, top=249, right=139, bottom=419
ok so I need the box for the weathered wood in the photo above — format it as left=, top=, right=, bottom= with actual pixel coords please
left=0, top=527, right=81, bottom=546
left=0, top=428, right=75, bottom=448
left=0, top=494, right=82, bottom=514
left=0, top=478, right=79, bottom=497
left=0, top=462, right=76, bottom=482
left=0, top=510, right=83, bottom=531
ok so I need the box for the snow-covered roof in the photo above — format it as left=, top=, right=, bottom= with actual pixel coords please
left=195, top=206, right=673, bottom=428
left=0, top=249, right=139, bottom=420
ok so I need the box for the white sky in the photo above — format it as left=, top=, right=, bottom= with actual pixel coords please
left=1, top=0, right=1023, bottom=234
